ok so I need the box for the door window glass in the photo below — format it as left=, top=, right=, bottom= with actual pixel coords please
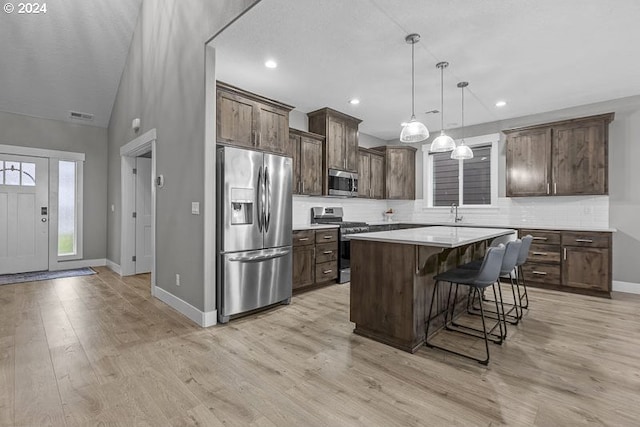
left=21, top=162, right=36, bottom=186
left=58, top=161, right=77, bottom=256
left=4, top=161, right=21, bottom=186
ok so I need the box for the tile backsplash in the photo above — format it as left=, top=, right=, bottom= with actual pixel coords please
left=390, top=196, right=609, bottom=228
left=293, top=196, right=389, bottom=225
left=294, top=195, right=610, bottom=229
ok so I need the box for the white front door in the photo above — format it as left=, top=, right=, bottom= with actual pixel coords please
left=135, top=156, right=152, bottom=274
left=0, top=155, right=49, bottom=274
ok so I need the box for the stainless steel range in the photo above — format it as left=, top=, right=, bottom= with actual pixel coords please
left=311, top=207, right=370, bottom=283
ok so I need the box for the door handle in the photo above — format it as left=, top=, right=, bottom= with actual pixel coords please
left=532, top=237, right=548, bottom=241
left=323, top=250, right=333, bottom=254
left=41, top=218, right=47, bottom=222
left=264, top=166, right=271, bottom=232
left=532, top=271, right=547, bottom=275
left=256, top=167, right=263, bottom=232
left=575, top=239, right=593, bottom=243
left=228, top=248, right=290, bottom=262
left=298, top=237, right=309, bottom=242
left=323, top=269, right=333, bottom=274
left=532, top=252, right=548, bottom=256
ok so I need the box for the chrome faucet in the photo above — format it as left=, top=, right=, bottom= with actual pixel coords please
left=451, top=203, right=463, bottom=223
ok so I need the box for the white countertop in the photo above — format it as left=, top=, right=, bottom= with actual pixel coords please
left=365, top=221, right=616, bottom=233
left=349, top=226, right=516, bottom=248
left=292, top=224, right=340, bottom=231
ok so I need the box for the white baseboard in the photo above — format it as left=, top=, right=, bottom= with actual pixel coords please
left=105, top=259, right=122, bottom=275
left=49, top=258, right=106, bottom=271
left=613, top=280, right=640, bottom=295
left=154, top=286, right=217, bottom=327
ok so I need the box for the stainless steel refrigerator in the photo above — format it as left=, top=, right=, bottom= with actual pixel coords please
left=216, top=145, right=292, bottom=323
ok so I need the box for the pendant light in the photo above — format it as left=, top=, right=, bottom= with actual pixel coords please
left=430, top=61, right=456, bottom=152
left=451, top=81, right=474, bottom=160
left=400, top=33, right=429, bottom=143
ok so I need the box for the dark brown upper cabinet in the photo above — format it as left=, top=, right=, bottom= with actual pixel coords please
left=216, top=81, right=294, bottom=156
left=290, top=129, right=324, bottom=196
left=357, top=148, right=385, bottom=199
left=505, top=113, right=613, bottom=197
left=372, top=145, right=417, bottom=200
left=307, top=108, right=362, bottom=174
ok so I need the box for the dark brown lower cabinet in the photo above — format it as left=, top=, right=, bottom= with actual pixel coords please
left=519, top=228, right=612, bottom=297
left=292, top=228, right=338, bottom=292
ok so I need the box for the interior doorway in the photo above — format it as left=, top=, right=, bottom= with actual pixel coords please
left=0, top=154, right=49, bottom=274
left=120, top=130, right=157, bottom=292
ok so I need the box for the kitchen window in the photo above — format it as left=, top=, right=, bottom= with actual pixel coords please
left=424, top=133, right=499, bottom=207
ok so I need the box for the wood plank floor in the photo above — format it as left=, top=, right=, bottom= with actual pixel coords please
left=1, top=267, right=639, bottom=426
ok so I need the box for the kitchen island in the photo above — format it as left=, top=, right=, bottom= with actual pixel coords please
left=349, top=226, right=515, bottom=353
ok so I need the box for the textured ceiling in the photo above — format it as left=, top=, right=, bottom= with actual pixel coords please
left=213, top=0, right=640, bottom=140
left=0, top=0, right=142, bottom=127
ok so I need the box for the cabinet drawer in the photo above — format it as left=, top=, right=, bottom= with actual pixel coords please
left=528, top=244, right=561, bottom=263
left=520, top=229, right=561, bottom=245
left=315, top=229, right=338, bottom=244
left=562, top=232, right=610, bottom=248
left=315, top=261, right=338, bottom=282
left=315, top=242, right=338, bottom=264
left=293, top=230, right=315, bottom=247
left=522, top=263, right=561, bottom=285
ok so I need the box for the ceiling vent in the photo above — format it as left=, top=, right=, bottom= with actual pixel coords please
left=69, top=111, right=94, bottom=121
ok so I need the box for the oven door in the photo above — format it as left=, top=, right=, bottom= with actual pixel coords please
left=328, top=169, right=358, bottom=197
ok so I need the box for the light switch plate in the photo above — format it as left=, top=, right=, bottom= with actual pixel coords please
left=191, top=202, right=200, bottom=215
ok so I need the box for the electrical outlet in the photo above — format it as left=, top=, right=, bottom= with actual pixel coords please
left=176, top=274, right=181, bottom=286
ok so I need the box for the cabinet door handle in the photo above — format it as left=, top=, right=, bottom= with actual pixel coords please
left=546, top=182, right=550, bottom=194
left=323, top=269, right=333, bottom=274
left=532, top=271, right=547, bottom=275
left=323, top=235, right=332, bottom=239
left=564, top=247, right=567, bottom=260
left=323, top=250, right=333, bottom=254
left=554, top=182, right=557, bottom=194
left=575, top=239, right=593, bottom=243
left=532, top=237, right=548, bottom=241
left=532, top=252, right=548, bottom=256
left=257, top=132, right=261, bottom=146
left=252, top=130, right=257, bottom=146
left=298, top=238, right=309, bottom=241
left=301, top=182, right=304, bottom=193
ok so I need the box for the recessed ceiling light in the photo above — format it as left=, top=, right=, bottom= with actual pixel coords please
left=264, top=60, right=277, bottom=69
left=349, top=98, right=360, bottom=105
left=495, top=100, right=507, bottom=107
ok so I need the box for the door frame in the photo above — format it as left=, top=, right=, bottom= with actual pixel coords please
left=120, top=129, right=157, bottom=294
left=0, top=144, right=85, bottom=272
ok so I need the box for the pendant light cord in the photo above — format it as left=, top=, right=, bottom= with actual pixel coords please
left=461, top=84, right=465, bottom=141
left=440, top=65, right=444, bottom=130
left=411, top=41, right=415, bottom=117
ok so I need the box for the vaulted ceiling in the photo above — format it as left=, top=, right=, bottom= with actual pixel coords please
left=0, top=0, right=142, bottom=127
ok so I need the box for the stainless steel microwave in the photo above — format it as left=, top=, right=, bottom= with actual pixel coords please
left=328, top=169, right=358, bottom=197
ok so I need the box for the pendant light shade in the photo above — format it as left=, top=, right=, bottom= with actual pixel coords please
left=430, top=62, right=456, bottom=152
left=451, top=81, right=474, bottom=160
left=400, top=34, right=429, bottom=143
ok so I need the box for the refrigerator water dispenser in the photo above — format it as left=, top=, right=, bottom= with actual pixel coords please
left=230, top=188, right=253, bottom=225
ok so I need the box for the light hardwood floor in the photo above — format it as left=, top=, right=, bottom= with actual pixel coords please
left=1, top=267, right=639, bottom=426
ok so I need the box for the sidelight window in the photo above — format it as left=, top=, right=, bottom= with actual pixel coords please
left=57, top=160, right=83, bottom=258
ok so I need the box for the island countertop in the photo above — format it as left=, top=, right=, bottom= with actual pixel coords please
left=348, top=226, right=516, bottom=248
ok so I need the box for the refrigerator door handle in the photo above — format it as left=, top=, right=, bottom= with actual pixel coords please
left=256, top=166, right=263, bottom=232
left=228, top=248, right=290, bottom=263
left=264, top=166, right=271, bottom=232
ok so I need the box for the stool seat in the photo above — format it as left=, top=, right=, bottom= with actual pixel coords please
left=425, top=245, right=507, bottom=365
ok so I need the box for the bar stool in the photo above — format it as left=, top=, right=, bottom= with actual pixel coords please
left=515, top=235, right=533, bottom=311
left=425, top=245, right=506, bottom=365
left=464, top=239, right=523, bottom=329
